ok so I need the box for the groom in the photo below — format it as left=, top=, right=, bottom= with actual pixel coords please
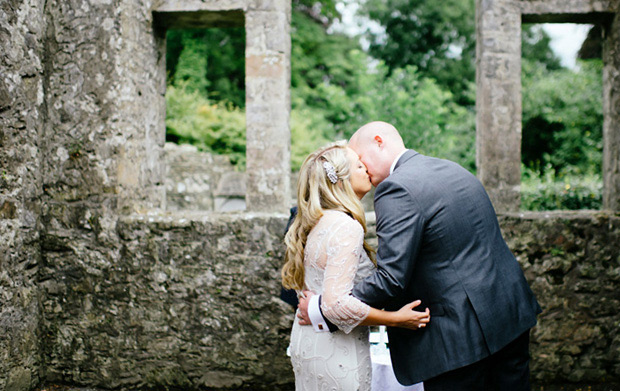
left=298, top=121, right=542, bottom=390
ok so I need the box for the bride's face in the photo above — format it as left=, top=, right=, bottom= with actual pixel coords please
left=346, top=147, right=372, bottom=199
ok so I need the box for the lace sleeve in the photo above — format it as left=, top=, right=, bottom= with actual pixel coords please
left=320, top=215, right=371, bottom=334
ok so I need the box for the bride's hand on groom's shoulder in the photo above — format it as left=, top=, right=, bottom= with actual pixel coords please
left=393, top=300, right=430, bottom=330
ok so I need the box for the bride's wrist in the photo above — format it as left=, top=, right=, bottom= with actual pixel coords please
left=388, top=312, right=399, bottom=327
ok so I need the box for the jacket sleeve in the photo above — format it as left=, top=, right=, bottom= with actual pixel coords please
left=352, top=180, right=424, bottom=308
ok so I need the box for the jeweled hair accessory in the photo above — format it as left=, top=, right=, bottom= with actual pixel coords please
left=323, top=161, right=338, bottom=184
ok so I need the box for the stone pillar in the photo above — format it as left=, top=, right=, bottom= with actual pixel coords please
left=476, top=0, right=522, bottom=212
left=115, top=0, right=167, bottom=213
left=603, top=10, right=620, bottom=211
left=0, top=0, right=45, bottom=389
left=39, top=0, right=166, bottom=384
left=245, top=0, right=291, bottom=213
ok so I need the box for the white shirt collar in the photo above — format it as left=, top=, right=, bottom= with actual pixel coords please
left=389, top=149, right=408, bottom=175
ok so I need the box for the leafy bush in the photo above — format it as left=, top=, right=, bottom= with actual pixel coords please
left=166, top=84, right=246, bottom=167
left=350, top=63, right=476, bottom=171
left=522, top=59, right=603, bottom=175
left=290, top=107, right=332, bottom=170
left=521, top=165, right=602, bottom=211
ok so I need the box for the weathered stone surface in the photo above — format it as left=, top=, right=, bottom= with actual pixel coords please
left=40, top=212, right=293, bottom=390
left=164, top=143, right=239, bottom=212
left=475, top=0, right=523, bottom=212
left=40, top=0, right=165, bottom=214
left=28, top=210, right=620, bottom=390
left=244, top=1, right=292, bottom=213
left=164, top=143, right=303, bottom=213
left=519, top=0, right=618, bottom=18
left=0, top=0, right=45, bottom=389
left=499, top=211, right=620, bottom=383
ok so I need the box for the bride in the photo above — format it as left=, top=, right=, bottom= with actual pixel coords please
left=282, top=141, right=430, bottom=391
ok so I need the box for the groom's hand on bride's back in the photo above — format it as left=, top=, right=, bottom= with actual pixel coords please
left=297, top=290, right=314, bottom=325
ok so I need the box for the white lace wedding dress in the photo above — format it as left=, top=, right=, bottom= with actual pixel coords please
left=289, top=210, right=376, bottom=391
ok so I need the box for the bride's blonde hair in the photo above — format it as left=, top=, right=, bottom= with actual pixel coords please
left=282, top=141, right=376, bottom=291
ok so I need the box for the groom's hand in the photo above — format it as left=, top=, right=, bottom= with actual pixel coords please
left=296, top=290, right=314, bottom=325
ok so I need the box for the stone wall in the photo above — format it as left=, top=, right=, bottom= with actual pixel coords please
left=499, top=212, right=620, bottom=384
left=164, top=143, right=243, bottom=212
left=36, top=211, right=620, bottom=389
left=40, top=0, right=166, bottom=215
left=0, top=0, right=45, bottom=389
left=40, top=212, right=293, bottom=389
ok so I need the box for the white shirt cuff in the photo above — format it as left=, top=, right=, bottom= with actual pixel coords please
left=308, top=294, right=330, bottom=332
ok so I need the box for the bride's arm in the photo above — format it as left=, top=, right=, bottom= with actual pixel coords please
left=320, top=218, right=371, bottom=334
left=361, top=301, right=430, bottom=329
left=321, top=216, right=429, bottom=333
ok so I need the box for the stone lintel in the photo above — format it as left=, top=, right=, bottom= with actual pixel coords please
left=518, top=0, right=618, bottom=16
left=153, top=10, right=244, bottom=29
left=153, top=0, right=247, bottom=13
left=153, top=0, right=286, bottom=14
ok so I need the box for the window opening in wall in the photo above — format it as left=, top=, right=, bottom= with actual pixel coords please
left=164, top=28, right=247, bottom=212
left=520, top=23, right=603, bottom=211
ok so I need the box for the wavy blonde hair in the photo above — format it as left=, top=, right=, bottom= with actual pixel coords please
left=282, top=141, right=376, bottom=291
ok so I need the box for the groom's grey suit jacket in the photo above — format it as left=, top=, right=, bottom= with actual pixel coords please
left=352, top=150, right=541, bottom=385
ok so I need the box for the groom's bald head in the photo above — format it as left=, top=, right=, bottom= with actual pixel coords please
left=349, top=121, right=406, bottom=186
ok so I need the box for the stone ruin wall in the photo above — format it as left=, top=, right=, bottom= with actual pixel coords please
left=1, top=0, right=45, bottom=389
left=2, top=0, right=166, bottom=388
left=31, top=212, right=620, bottom=389
left=0, top=0, right=619, bottom=390
left=500, top=213, right=620, bottom=384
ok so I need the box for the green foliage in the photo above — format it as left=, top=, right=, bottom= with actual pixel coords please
left=362, top=0, right=477, bottom=105
left=522, top=25, right=563, bottom=71
left=350, top=64, right=476, bottom=171
left=522, top=59, right=603, bottom=175
left=165, top=84, right=246, bottom=167
left=360, top=1, right=564, bottom=107
left=294, top=0, right=339, bottom=21
left=166, top=83, right=337, bottom=171
left=169, top=31, right=209, bottom=94
left=167, top=28, right=245, bottom=107
left=291, top=11, right=476, bottom=170
left=291, top=12, right=370, bottom=137
left=521, top=165, right=602, bottom=211
left=519, top=27, right=603, bottom=210
left=290, top=107, right=333, bottom=170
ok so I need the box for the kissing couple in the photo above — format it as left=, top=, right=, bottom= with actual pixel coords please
left=281, top=121, right=542, bottom=391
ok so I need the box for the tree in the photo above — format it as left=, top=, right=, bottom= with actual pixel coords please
left=360, top=0, right=563, bottom=106
left=522, top=24, right=562, bottom=71
left=166, top=28, right=245, bottom=107
left=350, top=64, right=476, bottom=171
left=360, top=0, right=476, bottom=105
left=522, top=59, right=603, bottom=175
